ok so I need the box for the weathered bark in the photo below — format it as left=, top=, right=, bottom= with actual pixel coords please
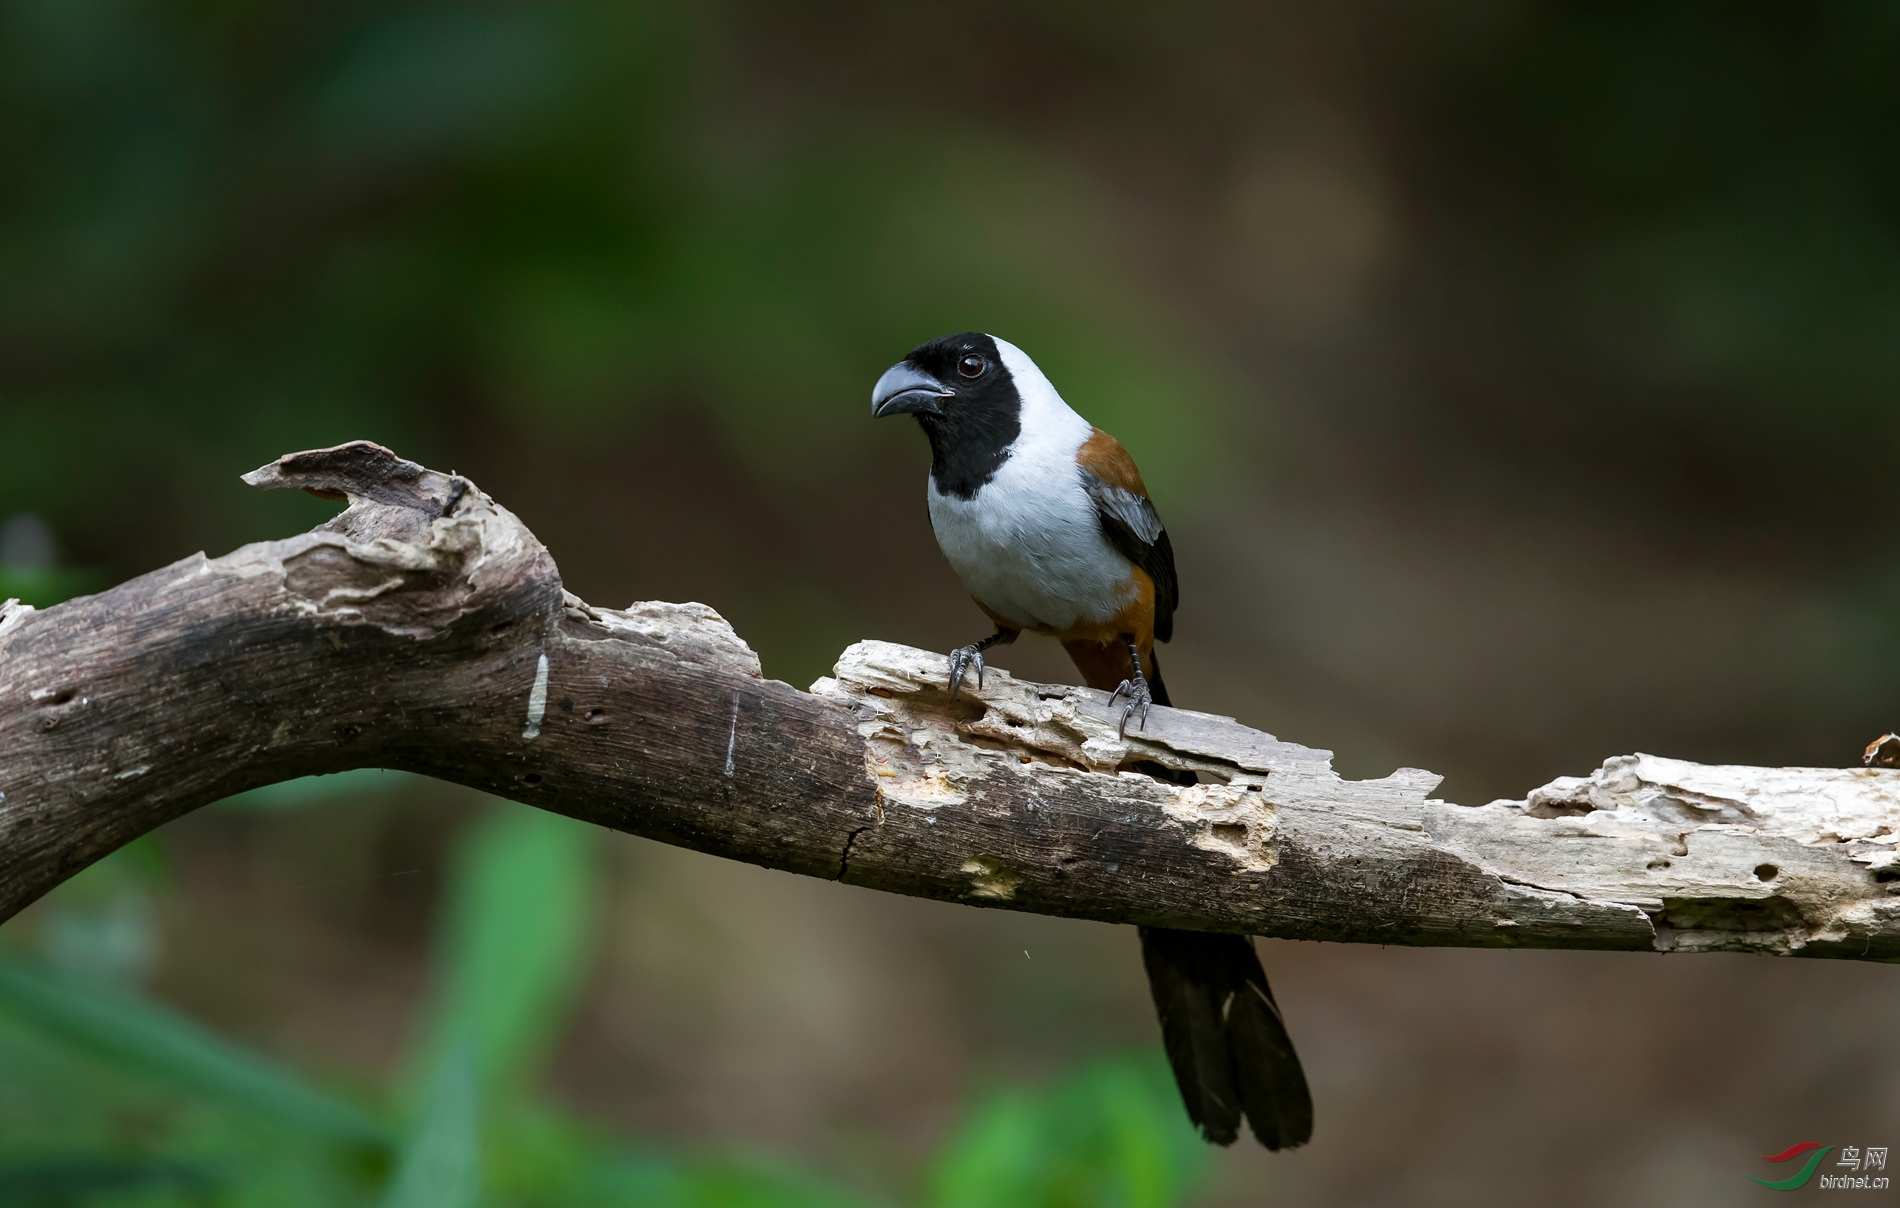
left=2, top=442, right=1897, bottom=960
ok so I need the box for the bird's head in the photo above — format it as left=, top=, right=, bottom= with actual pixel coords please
left=870, top=333, right=1018, bottom=425
left=871, top=334, right=1028, bottom=497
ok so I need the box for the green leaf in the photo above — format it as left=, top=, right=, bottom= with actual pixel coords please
left=928, top=1089, right=1044, bottom=1208
left=482, top=1108, right=880, bottom=1208
left=594, top=1151, right=878, bottom=1208
left=414, top=803, right=601, bottom=1091
left=928, top=1054, right=1208, bottom=1208
left=381, top=1045, right=481, bottom=1208
left=0, top=955, right=387, bottom=1146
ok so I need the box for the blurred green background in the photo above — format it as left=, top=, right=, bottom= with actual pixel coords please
left=4, top=2, right=1899, bottom=1205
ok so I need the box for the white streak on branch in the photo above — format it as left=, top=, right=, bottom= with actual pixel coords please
left=522, top=653, right=549, bottom=740
left=724, top=692, right=739, bottom=778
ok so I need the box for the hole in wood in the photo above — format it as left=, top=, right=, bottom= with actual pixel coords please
left=941, top=696, right=987, bottom=723
left=524, top=773, right=543, bottom=785
left=1211, top=822, right=1247, bottom=845
left=1754, top=863, right=1779, bottom=882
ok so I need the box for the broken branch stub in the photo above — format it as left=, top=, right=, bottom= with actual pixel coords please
left=1, top=441, right=1897, bottom=961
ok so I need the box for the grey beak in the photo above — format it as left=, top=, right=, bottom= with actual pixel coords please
left=871, top=362, right=953, bottom=418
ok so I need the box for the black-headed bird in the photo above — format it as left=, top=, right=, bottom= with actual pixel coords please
left=871, top=332, right=1313, bottom=1149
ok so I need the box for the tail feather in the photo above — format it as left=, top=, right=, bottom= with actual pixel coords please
left=1065, top=640, right=1312, bottom=1149
left=1226, top=962, right=1315, bottom=1148
left=1139, top=928, right=1313, bottom=1150
left=1147, top=649, right=1172, bottom=709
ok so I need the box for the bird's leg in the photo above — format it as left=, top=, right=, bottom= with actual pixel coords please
left=948, top=628, right=1012, bottom=699
left=1107, top=637, right=1154, bottom=736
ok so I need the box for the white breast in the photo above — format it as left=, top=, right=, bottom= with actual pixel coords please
left=925, top=338, right=1135, bottom=631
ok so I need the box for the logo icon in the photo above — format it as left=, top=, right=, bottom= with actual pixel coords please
left=1748, top=1143, right=1890, bottom=1191
left=1748, top=1143, right=1832, bottom=1190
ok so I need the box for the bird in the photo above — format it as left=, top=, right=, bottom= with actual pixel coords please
left=870, top=332, right=1313, bottom=1150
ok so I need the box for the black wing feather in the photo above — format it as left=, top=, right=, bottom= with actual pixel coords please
left=1080, top=471, right=1179, bottom=642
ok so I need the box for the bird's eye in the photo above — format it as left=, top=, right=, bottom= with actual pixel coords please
left=957, top=353, right=986, bottom=378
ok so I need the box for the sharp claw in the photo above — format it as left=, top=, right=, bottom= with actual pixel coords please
left=948, top=647, right=987, bottom=700
left=1110, top=678, right=1153, bottom=738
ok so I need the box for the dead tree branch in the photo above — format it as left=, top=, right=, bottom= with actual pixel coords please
left=3, top=443, right=1897, bottom=959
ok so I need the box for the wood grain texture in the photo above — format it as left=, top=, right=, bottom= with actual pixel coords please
left=3, top=442, right=1897, bottom=961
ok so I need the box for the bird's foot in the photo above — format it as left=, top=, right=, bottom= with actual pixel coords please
left=948, top=645, right=987, bottom=699
left=1108, top=674, right=1153, bottom=737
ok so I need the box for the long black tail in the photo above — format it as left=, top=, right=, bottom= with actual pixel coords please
left=1134, top=653, right=1313, bottom=1150
left=1139, top=928, right=1312, bottom=1149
